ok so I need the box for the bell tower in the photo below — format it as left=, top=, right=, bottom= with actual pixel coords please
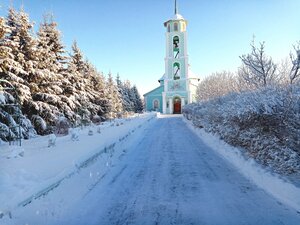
left=162, top=0, right=193, bottom=114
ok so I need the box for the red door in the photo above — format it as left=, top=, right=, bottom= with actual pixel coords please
left=174, top=102, right=181, bottom=114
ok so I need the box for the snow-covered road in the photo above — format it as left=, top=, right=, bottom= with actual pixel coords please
left=6, top=115, right=300, bottom=224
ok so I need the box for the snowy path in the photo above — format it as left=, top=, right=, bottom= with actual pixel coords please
left=6, top=115, right=300, bottom=224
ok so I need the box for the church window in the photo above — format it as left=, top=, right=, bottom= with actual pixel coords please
left=182, top=22, right=186, bottom=31
left=167, top=24, right=170, bottom=32
left=153, top=99, right=159, bottom=111
left=173, top=36, right=179, bottom=58
left=174, top=22, right=178, bottom=32
left=173, top=62, right=180, bottom=80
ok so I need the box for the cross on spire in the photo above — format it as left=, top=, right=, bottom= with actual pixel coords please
left=175, top=0, right=179, bottom=15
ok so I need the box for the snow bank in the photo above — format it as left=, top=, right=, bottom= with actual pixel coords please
left=0, top=113, right=157, bottom=218
left=184, top=118, right=300, bottom=212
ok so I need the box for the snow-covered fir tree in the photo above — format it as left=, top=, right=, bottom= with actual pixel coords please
left=1, top=9, right=30, bottom=103
left=0, top=7, right=144, bottom=140
left=116, top=75, right=132, bottom=112
left=130, top=85, right=144, bottom=113
left=106, top=72, right=123, bottom=119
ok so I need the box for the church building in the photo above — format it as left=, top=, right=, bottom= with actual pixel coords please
left=143, top=0, right=199, bottom=114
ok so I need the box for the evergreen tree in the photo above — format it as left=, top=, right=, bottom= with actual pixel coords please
left=0, top=11, right=22, bottom=79
left=36, top=14, right=66, bottom=73
left=84, top=60, right=109, bottom=117
left=18, top=8, right=38, bottom=75
left=2, top=8, right=31, bottom=103
left=116, top=74, right=131, bottom=112
left=130, top=85, right=144, bottom=113
left=0, top=16, right=14, bottom=76
left=123, top=79, right=134, bottom=112
left=0, top=8, right=144, bottom=139
left=69, top=40, right=86, bottom=74
left=106, top=72, right=123, bottom=118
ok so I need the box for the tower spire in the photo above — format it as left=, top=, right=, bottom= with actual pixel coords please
left=175, top=0, right=178, bottom=15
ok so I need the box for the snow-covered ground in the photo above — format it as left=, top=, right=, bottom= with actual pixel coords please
left=0, top=113, right=156, bottom=220
left=1, top=115, right=300, bottom=225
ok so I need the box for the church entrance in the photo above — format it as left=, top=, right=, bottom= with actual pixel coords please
left=173, top=97, right=181, bottom=114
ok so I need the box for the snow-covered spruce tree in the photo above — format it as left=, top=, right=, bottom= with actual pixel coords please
left=4, top=7, right=39, bottom=86
left=130, top=85, right=143, bottom=113
left=0, top=87, right=36, bottom=141
left=239, top=40, right=277, bottom=89
left=1, top=8, right=145, bottom=138
left=33, top=14, right=66, bottom=86
left=1, top=8, right=31, bottom=104
left=82, top=60, right=110, bottom=119
left=123, top=80, right=135, bottom=112
left=116, top=75, right=132, bottom=113
left=106, top=72, right=123, bottom=119
left=0, top=15, right=37, bottom=141
left=69, top=41, right=86, bottom=74
left=16, top=12, right=67, bottom=134
left=0, top=17, right=6, bottom=37
left=62, top=41, right=89, bottom=125
left=17, top=8, right=38, bottom=78
left=0, top=16, right=13, bottom=75
left=67, top=41, right=109, bottom=123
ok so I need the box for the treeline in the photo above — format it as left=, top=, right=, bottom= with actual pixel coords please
left=0, top=7, right=143, bottom=140
left=196, top=40, right=300, bottom=101
left=184, top=40, right=300, bottom=175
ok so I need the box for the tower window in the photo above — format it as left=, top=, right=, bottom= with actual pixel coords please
left=173, top=62, right=180, bottom=80
left=173, top=36, right=179, bottom=58
left=167, top=24, right=170, bottom=32
left=182, top=22, right=186, bottom=31
left=174, top=23, right=178, bottom=32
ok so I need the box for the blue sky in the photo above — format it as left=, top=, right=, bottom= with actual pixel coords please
left=1, top=0, right=299, bottom=95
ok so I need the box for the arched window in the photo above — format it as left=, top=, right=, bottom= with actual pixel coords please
left=167, top=24, right=170, bottom=32
left=173, top=36, right=179, bottom=58
left=173, top=62, right=180, bottom=80
left=182, top=23, right=186, bottom=31
left=174, top=23, right=178, bottom=32
left=153, top=99, right=159, bottom=111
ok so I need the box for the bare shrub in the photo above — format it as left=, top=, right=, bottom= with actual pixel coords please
left=239, top=40, right=277, bottom=88
left=196, top=71, right=240, bottom=102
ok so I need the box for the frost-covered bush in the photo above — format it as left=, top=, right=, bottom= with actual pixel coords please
left=55, top=116, right=70, bottom=136
left=196, top=71, right=241, bottom=102
left=184, top=85, right=300, bottom=174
